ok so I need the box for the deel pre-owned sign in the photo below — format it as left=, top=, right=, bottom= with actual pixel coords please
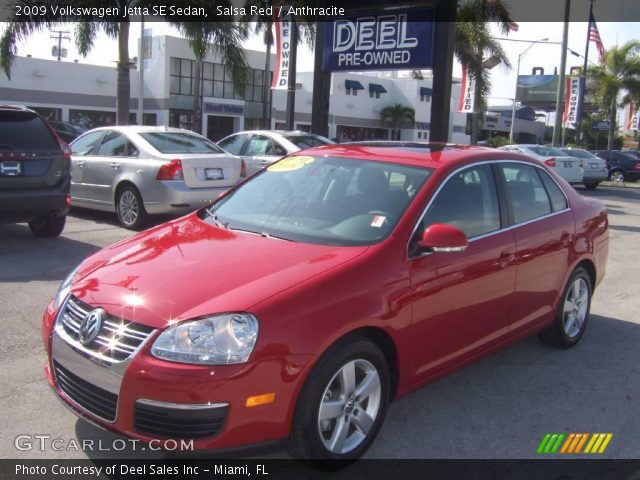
left=323, top=8, right=434, bottom=72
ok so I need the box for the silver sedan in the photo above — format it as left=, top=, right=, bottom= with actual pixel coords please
left=69, top=126, right=243, bottom=229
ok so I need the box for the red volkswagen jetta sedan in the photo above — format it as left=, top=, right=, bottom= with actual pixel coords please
left=42, top=143, right=609, bottom=460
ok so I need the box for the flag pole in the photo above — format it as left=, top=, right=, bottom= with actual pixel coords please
left=576, top=0, right=593, bottom=146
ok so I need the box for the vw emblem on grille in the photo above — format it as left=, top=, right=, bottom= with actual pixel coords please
left=79, top=308, right=104, bottom=345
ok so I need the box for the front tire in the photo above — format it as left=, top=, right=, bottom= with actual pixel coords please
left=28, top=215, right=66, bottom=238
left=116, top=186, right=148, bottom=230
left=539, top=267, right=592, bottom=349
left=287, top=336, right=390, bottom=460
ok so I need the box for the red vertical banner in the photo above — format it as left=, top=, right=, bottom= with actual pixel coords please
left=457, top=66, right=475, bottom=113
left=271, top=14, right=292, bottom=90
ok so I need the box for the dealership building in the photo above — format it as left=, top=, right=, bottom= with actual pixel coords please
left=0, top=34, right=472, bottom=142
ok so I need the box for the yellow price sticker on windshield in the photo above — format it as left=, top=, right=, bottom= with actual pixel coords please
left=267, top=156, right=315, bottom=172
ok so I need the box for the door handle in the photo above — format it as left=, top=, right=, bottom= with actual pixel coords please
left=76, top=161, right=85, bottom=168
left=498, top=250, right=515, bottom=267
left=110, top=162, right=120, bottom=169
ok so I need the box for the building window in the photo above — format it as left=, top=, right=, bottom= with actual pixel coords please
left=345, top=80, right=364, bottom=96
left=170, top=57, right=193, bottom=95
left=368, top=83, right=387, bottom=99
left=420, top=87, right=432, bottom=102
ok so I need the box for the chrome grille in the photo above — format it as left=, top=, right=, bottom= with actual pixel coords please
left=59, top=296, right=155, bottom=362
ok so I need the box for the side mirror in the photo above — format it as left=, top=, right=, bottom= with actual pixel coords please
left=419, top=223, right=468, bottom=253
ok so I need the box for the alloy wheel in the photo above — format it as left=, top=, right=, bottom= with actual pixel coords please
left=119, top=190, right=139, bottom=226
left=562, top=277, right=589, bottom=338
left=317, top=359, right=382, bottom=455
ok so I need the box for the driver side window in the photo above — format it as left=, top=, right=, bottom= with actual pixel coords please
left=420, top=164, right=501, bottom=239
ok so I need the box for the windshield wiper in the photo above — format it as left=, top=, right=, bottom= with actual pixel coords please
left=203, top=208, right=227, bottom=229
left=228, top=226, right=293, bottom=242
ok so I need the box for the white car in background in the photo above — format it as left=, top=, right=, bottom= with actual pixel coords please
left=70, top=126, right=244, bottom=229
left=559, top=148, right=608, bottom=189
left=499, top=144, right=583, bottom=184
left=217, top=130, right=334, bottom=176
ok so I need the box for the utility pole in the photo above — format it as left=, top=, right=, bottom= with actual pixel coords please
left=50, top=30, right=70, bottom=61
left=575, top=0, right=594, bottom=146
left=552, top=0, right=571, bottom=146
left=138, top=19, right=144, bottom=126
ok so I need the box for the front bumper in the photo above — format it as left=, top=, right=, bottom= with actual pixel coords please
left=42, top=300, right=313, bottom=451
left=142, top=181, right=228, bottom=215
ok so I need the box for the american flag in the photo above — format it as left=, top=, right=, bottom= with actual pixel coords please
left=589, top=13, right=605, bottom=63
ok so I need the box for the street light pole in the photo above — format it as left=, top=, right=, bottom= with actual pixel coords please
left=509, top=38, right=548, bottom=144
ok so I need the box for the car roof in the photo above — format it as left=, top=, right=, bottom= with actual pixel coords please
left=0, top=104, right=38, bottom=114
left=84, top=126, right=201, bottom=135
left=293, top=142, right=530, bottom=170
left=225, top=130, right=324, bottom=137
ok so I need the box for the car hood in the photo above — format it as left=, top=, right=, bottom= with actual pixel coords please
left=71, top=214, right=368, bottom=329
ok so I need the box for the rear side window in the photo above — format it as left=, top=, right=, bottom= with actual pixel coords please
left=284, top=135, right=331, bottom=149
left=538, top=170, right=568, bottom=212
left=97, top=131, right=128, bottom=156
left=218, top=134, right=248, bottom=155
left=0, top=111, right=58, bottom=150
left=139, top=132, right=223, bottom=154
left=71, top=131, right=104, bottom=156
left=422, top=164, right=501, bottom=238
left=500, top=164, right=552, bottom=224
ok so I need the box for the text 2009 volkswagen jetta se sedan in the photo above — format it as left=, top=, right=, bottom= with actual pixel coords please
left=42, top=143, right=609, bottom=460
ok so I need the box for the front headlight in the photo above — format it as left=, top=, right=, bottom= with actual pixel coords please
left=151, top=313, right=259, bottom=365
left=53, top=265, right=80, bottom=311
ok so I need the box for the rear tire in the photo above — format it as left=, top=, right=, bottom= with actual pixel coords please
left=584, top=182, right=599, bottom=190
left=608, top=170, right=625, bottom=183
left=28, top=215, right=66, bottom=238
left=116, top=186, right=148, bottom=230
left=287, top=336, right=390, bottom=461
left=539, top=267, right=592, bottom=349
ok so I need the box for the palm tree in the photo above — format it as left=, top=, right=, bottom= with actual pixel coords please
left=589, top=40, right=640, bottom=150
left=171, top=21, right=249, bottom=134
left=455, top=0, right=513, bottom=144
left=381, top=104, right=415, bottom=140
left=239, top=0, right=316, bottom=129
left=1, top=9, right=135, bottom=125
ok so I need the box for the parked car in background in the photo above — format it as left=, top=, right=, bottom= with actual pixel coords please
left=498, top=144, right=583, bottom=184
left=48, top=120, right=86, bottom=144
left=69, top=126, right=243, bottom=229
left=43, top=144, right=608, bottom=460
left=590, top=150, right=640, bottom=183
left=559, top=148, right=608, bottom=189
left=0, top=105, right=71, bottom=237
left=217, top=130, right=333, bottom=176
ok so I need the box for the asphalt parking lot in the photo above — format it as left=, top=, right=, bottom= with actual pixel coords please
left=1, top=185, right=639, bottom=460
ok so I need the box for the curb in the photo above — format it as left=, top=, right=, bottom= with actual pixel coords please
left=599, top=181, right=640, bottom=189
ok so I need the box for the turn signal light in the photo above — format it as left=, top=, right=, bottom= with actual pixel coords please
left=544, top=157, right=556, bottom=167
left=61, top=142, right=72, bottom=163
left=157, top=159, right=184, bottom=180
left=245, top=393, right=276, bottom=408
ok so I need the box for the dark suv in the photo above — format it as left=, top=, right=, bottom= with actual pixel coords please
left=590, top=150, right=640, bottom=183
left=0, top=106, right=71, bottom=237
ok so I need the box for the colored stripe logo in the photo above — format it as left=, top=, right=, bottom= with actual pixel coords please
left=537, top=433, right=613, bottom=454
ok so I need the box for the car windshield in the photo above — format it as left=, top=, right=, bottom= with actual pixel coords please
left=202, top=155, right=432, bottom=246
left=528, top=146, right=566, bottom=157
left=139, top=132, right=224, bottom=154
left=561, top=149, right=598, bottom=159
left=284, top=134, right=332, bottom=149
